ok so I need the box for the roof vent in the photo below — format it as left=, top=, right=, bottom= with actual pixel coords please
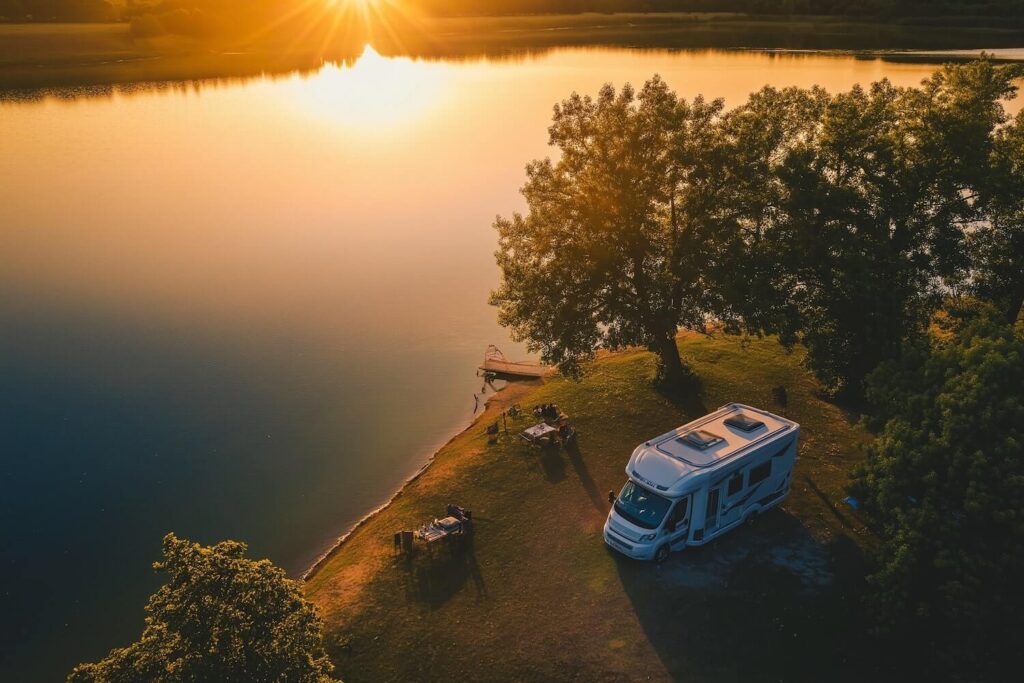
left=724, top=413, right=766, bottom=433
left=679, top=430, right=724, bottom=450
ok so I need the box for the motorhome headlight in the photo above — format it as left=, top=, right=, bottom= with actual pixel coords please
left=640, top=533, right=657, bottom=542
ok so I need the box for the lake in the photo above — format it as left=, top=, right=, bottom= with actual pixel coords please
left=1, top=45, right=1019, bottom=681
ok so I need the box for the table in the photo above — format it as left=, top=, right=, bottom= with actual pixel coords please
left=415, top=516, right=464, bottom=543
left=520, top=422, right=559, bottom=447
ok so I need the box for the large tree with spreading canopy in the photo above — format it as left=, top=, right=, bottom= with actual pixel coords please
left=762, top=59, right=1024, bottom=395
left=491, top=77, right=743, bottom=386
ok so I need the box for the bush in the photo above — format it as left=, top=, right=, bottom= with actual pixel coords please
left=851, top=303, right=1024, bottom=677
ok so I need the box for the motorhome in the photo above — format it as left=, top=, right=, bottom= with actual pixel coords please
left=603, top=403, right=799, bottom=562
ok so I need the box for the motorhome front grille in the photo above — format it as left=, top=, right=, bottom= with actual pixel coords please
left=724, top=413, right=766, bottom=432
left=608, top=535, right=633, bottom=551
left=609, top=519, right=641, bottom=543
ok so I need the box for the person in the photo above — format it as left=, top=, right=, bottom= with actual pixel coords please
left=559, top=422, right=576, bottom=446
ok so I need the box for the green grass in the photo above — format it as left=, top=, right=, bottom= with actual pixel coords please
left=306, top=334, right=896, bottom=682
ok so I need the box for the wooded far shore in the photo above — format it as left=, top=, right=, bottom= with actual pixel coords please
left=2, top=13, right=1024, bottom=92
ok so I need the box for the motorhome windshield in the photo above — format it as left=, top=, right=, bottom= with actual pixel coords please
left=614, top=480, right=671, bottom=530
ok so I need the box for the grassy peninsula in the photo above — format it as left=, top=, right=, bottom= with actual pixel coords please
left=305, top=333, right=895, bottom=681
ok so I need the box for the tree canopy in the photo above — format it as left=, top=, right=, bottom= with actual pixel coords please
left=491, top=77, right=740, bottom=385
left=850, top=304, right=1024, bottom=674
left=764, top=59, right=1023, bottom=395
left=974, top=107, right=1024, bottom=324
left=493, top=60, right=1024, bottom=393
left=68, top=534, right=338, bottom=683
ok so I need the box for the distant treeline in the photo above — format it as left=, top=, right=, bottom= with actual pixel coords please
left=6, top=0, right=1024, bottom=24
left=0, top=0, right=116, bottom=21
left=411, top=0, right=1024, bottom=18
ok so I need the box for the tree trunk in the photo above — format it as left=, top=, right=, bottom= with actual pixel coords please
left=653, top=333, right=687, bottom=387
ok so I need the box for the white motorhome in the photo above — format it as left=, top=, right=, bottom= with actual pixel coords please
left=604, top=403, right=799, bottom=562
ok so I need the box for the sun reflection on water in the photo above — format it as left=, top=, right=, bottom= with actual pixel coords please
left=287, top=44, right=449, bottom=129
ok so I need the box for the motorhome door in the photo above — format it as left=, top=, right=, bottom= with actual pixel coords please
left=705, top=487, right=721, bottom=532
left=666, top=496, right=691, bottom=550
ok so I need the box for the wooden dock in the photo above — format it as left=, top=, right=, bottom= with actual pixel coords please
left=480, top=345, right=548, bottom=379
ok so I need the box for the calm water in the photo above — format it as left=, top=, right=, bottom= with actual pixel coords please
left=1, top=46, right=1017, bottom=681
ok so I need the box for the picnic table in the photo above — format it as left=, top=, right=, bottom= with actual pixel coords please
left=395, top=504, right=474, bottom=554
left=415, top=516, right=466, bottom=543
left=520, top=421, right=559, bottom=447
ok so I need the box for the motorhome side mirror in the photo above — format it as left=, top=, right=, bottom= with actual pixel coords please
left=666, top=521, right=676, bottom=533
left=607, top=491, right=616, bottom=505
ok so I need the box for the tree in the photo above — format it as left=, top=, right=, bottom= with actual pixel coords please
left=763, top=60, right=1022, bottom=396
left=492, top=61, right=1022, bottom=394
left=710, top=84, right=829, bottom=337
left=68, top=534, right=338, bottom=683
left=973, top=108, right=1024, bottom=325
left=490, top=77, right=742, bottom=386
left=850, top=303, right=1024, bottom=676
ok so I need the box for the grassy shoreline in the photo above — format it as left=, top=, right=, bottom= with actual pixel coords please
left=305, top=334, right=898, bottom=681
left=301, top=379, right=540, bottom=582
left=2, top=14, right=1023, bottom=91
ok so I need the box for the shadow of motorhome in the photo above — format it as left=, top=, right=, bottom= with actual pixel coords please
left=614, top=508, right=895, bottom=682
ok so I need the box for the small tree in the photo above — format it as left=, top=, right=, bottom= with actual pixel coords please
left=68, top=534, right=338, bottom=683
left=490, top=76, right=741, bottom=386
left=851, top=304, right=1024, bottom=675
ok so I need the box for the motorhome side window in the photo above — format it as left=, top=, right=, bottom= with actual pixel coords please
left=748, top=461, right=771, bottom=486
left=727, top=472, right=743, bottom=496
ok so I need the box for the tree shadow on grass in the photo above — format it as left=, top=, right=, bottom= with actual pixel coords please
left=614, top=509, right=899, bottom=682
left=565, top=441, right=607, bottom=514
left=398, top=534, right=487, bottom=608
left=655, top=371, right=708, bottom=420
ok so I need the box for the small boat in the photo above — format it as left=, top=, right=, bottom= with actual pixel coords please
left=479, top=345, right=548, bottom=379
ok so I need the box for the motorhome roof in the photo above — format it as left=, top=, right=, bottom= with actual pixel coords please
left=627, top=404, right=798, bottom=495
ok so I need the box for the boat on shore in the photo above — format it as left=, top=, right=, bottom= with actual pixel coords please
left=479, top=345, right=548, bottom=379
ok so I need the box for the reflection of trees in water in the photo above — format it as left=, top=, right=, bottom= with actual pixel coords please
left=0, top=49, right=363, bottom=103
